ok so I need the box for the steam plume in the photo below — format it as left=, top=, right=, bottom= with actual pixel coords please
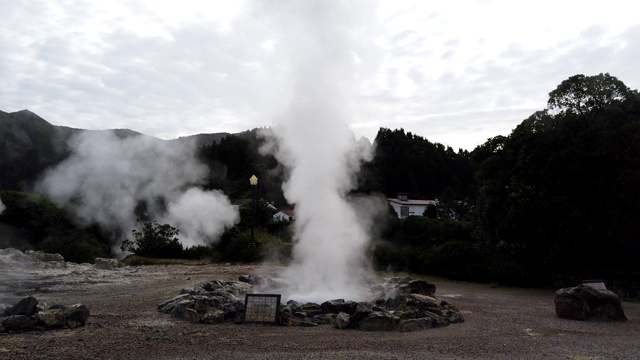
left=35, top=131, right=238, bottom=250
left=259, top=2, right=379, bottom=302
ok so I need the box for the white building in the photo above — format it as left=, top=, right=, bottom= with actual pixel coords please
left=273, top=210, right=295, bottom=222
left=388, top=193, right=437, bottom=219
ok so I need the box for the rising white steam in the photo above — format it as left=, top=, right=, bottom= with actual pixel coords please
left=259, top=1, right=380, bottom=302
left=35, top=131, right=238, bottom=250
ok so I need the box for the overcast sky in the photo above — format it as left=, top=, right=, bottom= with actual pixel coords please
left=2, top=0, right=639, bottom=150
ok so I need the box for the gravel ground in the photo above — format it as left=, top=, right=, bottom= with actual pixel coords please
left=1, top=262, right=639, bottom=360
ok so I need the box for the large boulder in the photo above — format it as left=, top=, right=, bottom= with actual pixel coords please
left=5, top=296, right=38, bottom=316
left=64, top=304, right=90, bottom=328
left=321, top=299, right=357, bottom=315
left=37, top=309, right=66, bottom=327
left=555, top=284, right=627, bottom=321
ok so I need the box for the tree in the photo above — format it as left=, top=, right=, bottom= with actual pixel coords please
left=547, top=73, right=631, bottom=120
left=473, top=74, right=640, bottom=275
left=120, top=220, right=183, bottom=258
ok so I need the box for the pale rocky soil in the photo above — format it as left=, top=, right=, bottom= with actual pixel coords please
left=1, top=261, right=639, bottom=360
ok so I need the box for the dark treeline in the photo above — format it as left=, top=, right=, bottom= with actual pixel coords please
left=1, top=73, right=639, bottom=293
left=358, top=128, right=475, bottom=200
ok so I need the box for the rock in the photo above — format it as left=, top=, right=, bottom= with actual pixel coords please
left=238, top=275, right=267, bottom=287
left=301, top=302, right=321, bottom=311
left=222, top=300, right=245, bottom=321
left=384, top=294, right=407, bottom=310
left=407, top=294, right=440, bottom=309
left=280, top=311, right=321, bottom=327
left=418, top=311, right=450, bottom=327
left=49, top=304, right=68, bottom=312
left=180, top=288, right=202, bottom=295
left=202, top=309, right=225, bottom=324
left=2, top=315, right=38, bottom=332
left=398, top=280, right=437, bottom=297
left=321, top=299, right=357, bottom=315
left=555, top=284, right=627, bottom=321
left=6, top=296, right=38, bottom=316
left=323, top=313, right=337, bottom=325
left=228, top=281, right=253, bottom=296
left=441, top=302, right=465, bottom=323
left=393, top=308, right=418, bottom=320
left=182, top=308, right=201, bottom=323
left=37, top=309, right=66, bottom=327
left=398, top=318, right=433, bottom=332
left=25, top=250, right=65, bottom=262
left=170, top=300, right=195, bottom=318
left=281, top=312, right=301, bottom=326
left=64, top=304, right=90, bottom=327
left=350, top=302, right=373, bottom=323
left=158, top=294, right=191, bottom=312
left=202, top=280, right=225, bottom=292
left=94, top=258, right=121, bottom=270
left=358, top=311, right=398, bottom=331
left=334, top=312, right=351, bottom=329
left=281, top=300, right=300, bottom=315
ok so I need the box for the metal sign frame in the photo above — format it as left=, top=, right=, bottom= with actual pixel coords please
left=243, top=294, right=281, bottom=325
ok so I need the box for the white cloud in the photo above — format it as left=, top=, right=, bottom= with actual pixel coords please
left=1, top=0, right=639, bottom=150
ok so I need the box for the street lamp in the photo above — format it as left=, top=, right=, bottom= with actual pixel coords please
left=249, top=175, right=258, bottom=248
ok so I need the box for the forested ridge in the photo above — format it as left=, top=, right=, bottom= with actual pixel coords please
left=1, top=73, right=638, bottom=292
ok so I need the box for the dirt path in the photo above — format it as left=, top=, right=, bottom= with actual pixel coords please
left=1, top=263, right=639, bottom=359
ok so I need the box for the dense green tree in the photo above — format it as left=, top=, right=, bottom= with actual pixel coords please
left=198, top=128, right=286, bottom=206
left=473, top=74, right=640, bottom=274
left=547, top=73, right=632, bottom=120
left=359, top=128, right=475, bottom=200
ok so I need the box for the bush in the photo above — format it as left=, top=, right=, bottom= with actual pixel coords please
left=400, top=217, right=473, bottom=246
left=425, top=240, right=486, bottom=281
left=371, top=242, right=421, bottom=273
left=120, top=221, right=183, bottom=258
left=39, top=232, right=109, bottom=264
left=182, top=245, right=215, bottom=260
left=214, top=226, right=291, bottom=263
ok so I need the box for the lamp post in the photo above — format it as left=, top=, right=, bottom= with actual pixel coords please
left=249, top=175, right=258, bottom=248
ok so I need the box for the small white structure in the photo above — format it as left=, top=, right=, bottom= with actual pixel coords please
left=388, top=193, right=437, bottom=219
left=273, top=210, right=295, bottom=222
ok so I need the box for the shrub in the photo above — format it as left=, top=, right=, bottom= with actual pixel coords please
left=214, top=226, right=291, bottom=263
left=182, top=245, right=215, bottom=260
left=120, top=221, right=183, bottom=258
left=425, top=240, right=486, bottom=281
left=400, top=217, right=473, bottom=246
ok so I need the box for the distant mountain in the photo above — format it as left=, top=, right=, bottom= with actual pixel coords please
left=174, top=132, right=230, bottom=147
left=0, top=109, right=229, bottom=191
left=0, top=110, right=80, bottom=190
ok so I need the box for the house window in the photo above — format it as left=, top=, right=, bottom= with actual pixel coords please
left=400, top=205, right=409, bottom=218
